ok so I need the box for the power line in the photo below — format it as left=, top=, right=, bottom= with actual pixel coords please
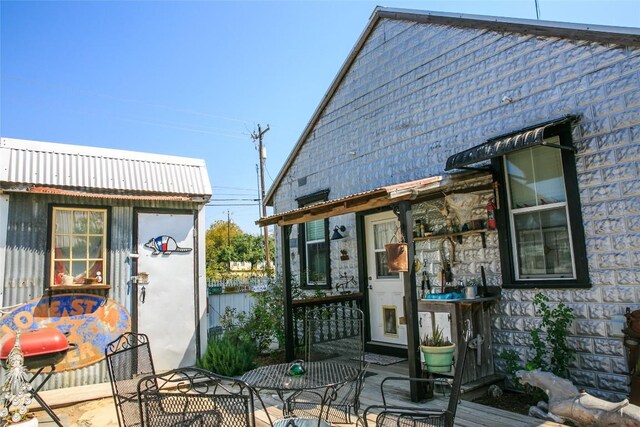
left=210, top=198, right=260, bottom=201
left=205, top=203, right=260, bottom=208
left=2, top=74, right=252, bottom=124
left=212, top=185, right=256, bottom=191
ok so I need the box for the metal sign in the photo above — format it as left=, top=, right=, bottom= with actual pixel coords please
left=0, top=294, right=131, bottom=371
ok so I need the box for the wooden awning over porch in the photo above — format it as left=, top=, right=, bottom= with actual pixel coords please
left=258, top=172, right=491, bottom=227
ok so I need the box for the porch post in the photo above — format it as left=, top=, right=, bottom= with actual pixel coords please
left=282, top=224, right=295, bottom=361
left=397, top=201, right=423, bottom=401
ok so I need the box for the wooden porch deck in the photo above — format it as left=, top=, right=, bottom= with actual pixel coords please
left=253, top=360, right=567, bottom=427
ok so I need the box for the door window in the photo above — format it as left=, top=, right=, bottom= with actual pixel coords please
left=373, top=221, right=399, bottom=279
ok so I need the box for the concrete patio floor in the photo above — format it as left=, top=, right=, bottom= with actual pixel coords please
left=32, top=361, right=568, bottom=427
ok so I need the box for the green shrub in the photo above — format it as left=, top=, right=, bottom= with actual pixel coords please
left=500, top=292, right=575, bottom=401
left=197, top=334, right=257, bottom=376
left=220, top=275, right=303, bottom=353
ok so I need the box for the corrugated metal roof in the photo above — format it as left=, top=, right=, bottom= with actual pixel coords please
left=258, top=172, right=491, bottom=226
left=0, top=137, right=212, bottom=198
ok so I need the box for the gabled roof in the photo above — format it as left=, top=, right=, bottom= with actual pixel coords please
left=264, top=6, right=640, bottom=206
left=0, top=137, right=212, bottom=200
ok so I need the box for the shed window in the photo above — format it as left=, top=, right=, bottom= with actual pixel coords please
left=51, top=207, right=107, bottom=286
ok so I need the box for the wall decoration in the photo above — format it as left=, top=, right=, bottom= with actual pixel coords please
left=0, top=294, right=130, bottom=371
left=144, top=235, right=193, bottom=255
left=383, top=305, right=398, bottom=337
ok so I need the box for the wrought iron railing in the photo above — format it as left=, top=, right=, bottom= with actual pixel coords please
left=291, top=293, right=364, bottom=351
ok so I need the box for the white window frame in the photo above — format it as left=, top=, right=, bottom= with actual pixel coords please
left=304, top=218, right=327, bottom=286
left=504, top=139, right=576, bottom=281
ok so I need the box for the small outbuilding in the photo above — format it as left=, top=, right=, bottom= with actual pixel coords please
left=0, top=137, right=212, bottom=389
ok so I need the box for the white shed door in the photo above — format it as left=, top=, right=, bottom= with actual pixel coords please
left=136, top=212, right=197, bottom=371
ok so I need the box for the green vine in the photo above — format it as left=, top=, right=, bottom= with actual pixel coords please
left=500, top=292, right=575, bottom=399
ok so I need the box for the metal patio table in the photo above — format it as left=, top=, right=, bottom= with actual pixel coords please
left=241, top=361, right=361, bottom=422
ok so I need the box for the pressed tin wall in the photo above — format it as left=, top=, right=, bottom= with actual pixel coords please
left=271, top=13, right=640, bottom=400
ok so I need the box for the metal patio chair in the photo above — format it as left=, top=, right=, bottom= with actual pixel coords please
left=359, top=319, right=472, bottom=427
left=105, top=332, right=157, bottom=427
left=137, top=367, right=269, bottom=427
left=286, top=305, right=368, bottom=424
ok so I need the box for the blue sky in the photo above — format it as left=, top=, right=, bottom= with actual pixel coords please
left=2, top=1, right=639, bottom=234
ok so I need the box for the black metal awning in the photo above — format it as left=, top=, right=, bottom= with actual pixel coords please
left=445, top=115, right=578, bottom=171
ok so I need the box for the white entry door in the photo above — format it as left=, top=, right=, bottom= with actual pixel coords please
left=365, top=211, right=407, bottom=346
left=136, top=212, right=197, bottom=371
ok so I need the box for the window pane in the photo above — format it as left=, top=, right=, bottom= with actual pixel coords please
left=305, top=219, right=325, bottom=241
left=73, top=236, right=88, bottom=258
left=55, top=210, right=72, bottom=234
left=71, top=261, right=86, bottom=279
left=89, top=236, right=103, bottom=258
left=73, top=211, right=88, bottom=233
left=87, top=260, right=103, bottom=279
left=374, top=222, right=396, bottom=250
left=514, top=207, right=573, bottom=277
left=89, top=211, right=104, bottom=234
left=507, top=144, right=565, bottom=209
left=55, top=236, right=70, bottom=259
left=306, top=241, right=327, bottom=282
left=375, top=252, right=400, bottom=278
left=507, top=150, right=536, bottom=208
left=532, top=144, right=565, bottom=204
left=54, top=261, right=69, bottom=283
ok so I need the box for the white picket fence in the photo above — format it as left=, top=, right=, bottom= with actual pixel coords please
left=206, top=277, right=268, bottom=338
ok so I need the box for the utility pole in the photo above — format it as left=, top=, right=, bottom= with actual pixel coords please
left=226, top=210, right=231, bottom=246
left=251, top=124, right=271, bottom=270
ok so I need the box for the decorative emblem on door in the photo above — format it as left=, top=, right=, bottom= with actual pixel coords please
left=144, top=235, right=192, bottom=255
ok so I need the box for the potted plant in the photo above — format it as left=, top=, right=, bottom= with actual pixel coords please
left=0, top=332, right=38, bottom=426
left=420, top=326, right=455, bottom=373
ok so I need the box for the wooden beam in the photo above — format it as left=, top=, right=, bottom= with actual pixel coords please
left=282, top=225, right=295, bottom=362
left=396, top=201, right=424, bottom=402
left=275, top=194, right=413, bottom=226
